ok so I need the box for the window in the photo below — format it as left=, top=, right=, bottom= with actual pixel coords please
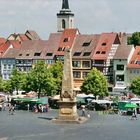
left=102, top=42, right=106, bottom=46
left=26, top=54, right=29, bottom=56
left=34, top=53, right=41, bottom=56
left=63, top=38, right=69, bottom=42
left=95, top=60, right=104, bottom=64
left=116, top=75, right=124, bottom=81
left=8, top=64, right=11, bottom=70
left=4, top=64, right=6, bottom=70
left=117, top=65, right=124, bottom=71
left=82, top=72, right=89, bottom=78
left=62, top=19, right=66, bottom=29
left=46, top=53, right=53, bottom=56
left=73, top=52, right=81, bottom=56
left=46, top=60, right=53, bottom=64
left=96, top=51, right=100, bottom=54
left=58, top=48, right=62, bottom=51
left=131, top=60, right=134, bottom=64
left=136, top=61, right=140, bottom=65
left=72, top=61, right=81, bottom=67
left=73, top=71, right=81, bottom=78
left=19, top=54, right=22, bottom=56
left=82, top=61, right=90, bottom=67
left=83, top=52, right=91, bottom=56
left=82, top=41, right=91, bottom=47
left=101, top=51, right=106, bottom=54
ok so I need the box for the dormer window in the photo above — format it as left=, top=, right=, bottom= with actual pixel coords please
left=101, top=51, right=106, bottom=54
left=19, top=54, right=22, bottom=56
left=131, top=60, right=134, bottom=64
left=102, top=42, right=106, bottom=46
left=63, top=38, right=69, bottom=42
left=26, top=54, right=29, bottom=56
left=82, top=41, right=91, bottom=47
left=46, top=53, right=53, bottom=56
left=73, top=52, right=81, bottom=56
left=58, top=48, right=63, bottom=51
left=34, top=53, right=41, bottom=56
left=96, top=51, right=100, bottom=54
left=83, top=52, right=91, bottom=56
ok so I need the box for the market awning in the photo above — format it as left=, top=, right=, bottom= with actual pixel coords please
left=125, top=103, right=138, bottom=108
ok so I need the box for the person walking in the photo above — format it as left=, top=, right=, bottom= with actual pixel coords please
left=131, top=109, right=137, bottom=120
left=81, top=105, right=86, bottom=117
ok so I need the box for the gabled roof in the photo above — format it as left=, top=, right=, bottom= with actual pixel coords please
left=42, top=33, right=62, bottom=59
left=25, top=30, right=40, bottom=40
left=0, top=38, right=6, bottom=45
left=0, top=40, right=22, bottom=58
left=7, top=40, right=22, bottom=49
left=16, top=40, right=48, bottom=60
left=2, top=48, right=20, bottom=59
left=127, top=46, right=140, bottom=68
left=72, top=34, right=100, bottom=59
left=0, top=43, right=9, bottom=57
left=56, top=28, right=79, bottom=56
left=113, top=45, right=134, bottom=60
left=92, top=33, right=120, bottom=60
left=18, top=34, right=29, bottom=41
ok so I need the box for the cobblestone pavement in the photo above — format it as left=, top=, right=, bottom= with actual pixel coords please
left=0, top=109, right=140, bottom=140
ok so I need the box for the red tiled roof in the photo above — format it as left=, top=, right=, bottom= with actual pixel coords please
left=0, top=38, right=6, bottom=45
left=2, top=48, right=20, bottom=58
left=0, top=43, right=9, bottom=57
left=127, top=46, right=140, bottom=68
left=92, top=33, right=120, bottom=60
left=72, top=34, right=100, bottom=59
left=18, top=34, right=29, bottom=41
left=42, top=33, right=62, bottom=59
left=56, top=28, right=79, bottom=56
left=25, top=30, right=40, bottom=40
left=7, top=40, right=22, bottom=48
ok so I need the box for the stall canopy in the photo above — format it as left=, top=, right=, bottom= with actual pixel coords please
left=125, top=103, right=138, bottom=108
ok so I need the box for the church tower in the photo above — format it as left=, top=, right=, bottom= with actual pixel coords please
left=57, top=0, right=74, bottom=32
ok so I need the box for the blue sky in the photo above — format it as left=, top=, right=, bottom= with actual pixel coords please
left=0, top=0, right=140, bottom=39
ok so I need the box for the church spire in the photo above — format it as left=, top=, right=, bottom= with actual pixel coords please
left=57, top=0, right=74, bottom=32
left=62, top=0, right=69, bottom=9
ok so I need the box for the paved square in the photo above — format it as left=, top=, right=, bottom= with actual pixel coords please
left=0, top=110, right=140, bottom=140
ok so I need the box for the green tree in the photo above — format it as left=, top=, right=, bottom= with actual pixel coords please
left=129, top=77, right=140, bottom=96
left=81, top=68, right=109, bottom=99
left=128, top=32, right=140, bottom=46
left=10, top=68, right=23, bottom=94
left=3, top=80, right=13, bottom=94
left=24, top=60, right=57, bottom=98
left=0, top=77, right=4, bottom=92
left=49, top=61, right=63, bottom=95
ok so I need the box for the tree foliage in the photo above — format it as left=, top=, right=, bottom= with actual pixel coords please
left=9, top=68, right=24, bottom=94
left=1, top=61, right=63, bottom=97
left=130, top=77, right=140, bottom=96
left=81, top=68, right=109, bottom=99
left=49, top=61, right=63, bottom=94
left=128, top=32, right=140, bottom=46
left=23, top=60, right=63, bottom=98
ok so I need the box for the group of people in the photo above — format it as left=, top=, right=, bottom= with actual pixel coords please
left=33, top=104, right=49, bottom=113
